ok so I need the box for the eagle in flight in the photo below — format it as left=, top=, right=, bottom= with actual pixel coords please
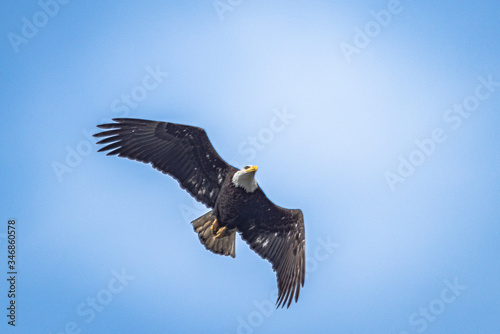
left=94, top=118, right=305, bottom=308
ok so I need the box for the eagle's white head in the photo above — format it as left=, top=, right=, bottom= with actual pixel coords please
left=232, top=165, right=258, bottom=192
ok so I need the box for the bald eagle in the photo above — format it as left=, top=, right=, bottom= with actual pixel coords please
left=93, top=118, right=305, bottom=308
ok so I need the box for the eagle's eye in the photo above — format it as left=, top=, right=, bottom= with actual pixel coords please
left=243, top=165, right=251, bottom=169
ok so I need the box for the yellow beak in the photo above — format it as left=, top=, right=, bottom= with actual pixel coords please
left=246, top=165, right=258, bottom=173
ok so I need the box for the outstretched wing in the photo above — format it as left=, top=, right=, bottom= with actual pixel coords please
left=93, top=118, right=236, bottom=208
left=238, top=191, right=305, bottom=308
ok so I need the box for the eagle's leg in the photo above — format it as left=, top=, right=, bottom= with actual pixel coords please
left=210, top=219, right=219, bottom=234
left=215, top=226, right=227, bottom=238
left=209, top=218, right=228, bottom=238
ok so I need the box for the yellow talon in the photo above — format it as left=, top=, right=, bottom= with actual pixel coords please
left=211, top=219, right=219, bottom=234
left=215, top=226, right=227, bottom=238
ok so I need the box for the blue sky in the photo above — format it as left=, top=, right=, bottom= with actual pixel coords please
left=1, top=0, right=499, bottom=333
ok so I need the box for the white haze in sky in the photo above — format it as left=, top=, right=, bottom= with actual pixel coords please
left=1, top=1, right=499, bottom=333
